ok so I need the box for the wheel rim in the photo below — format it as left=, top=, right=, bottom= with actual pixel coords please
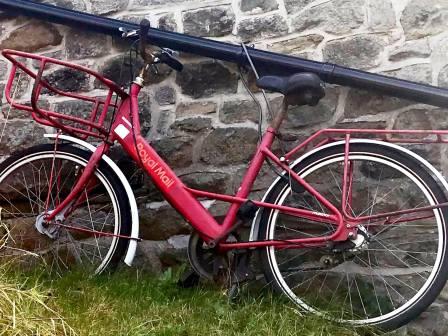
left=266, top=153, right=445, bottom=325
left=0, top=151, right=121, bottom=274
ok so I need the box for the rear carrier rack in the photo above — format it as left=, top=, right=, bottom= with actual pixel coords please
left=2, top=49, right=128, bottom=140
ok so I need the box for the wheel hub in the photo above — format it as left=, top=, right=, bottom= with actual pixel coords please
left=35, top=211, right=62, bottom=239
left=349, top=225, right=370, bottom=252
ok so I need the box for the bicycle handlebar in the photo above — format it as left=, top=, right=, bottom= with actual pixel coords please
left=138, top=19, right=183, bottom=72
left=139, top=19, right=151, bottom=61
left=158, top=50, right=183, bottom=72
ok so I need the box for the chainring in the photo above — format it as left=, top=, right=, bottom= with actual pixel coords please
left=187, top=232, right=237, bottom=281
left=187, top=232, right=216, bottom=280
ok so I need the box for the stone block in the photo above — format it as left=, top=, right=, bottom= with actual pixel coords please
left=180, top=171, right=230, bottom=193
left=382, top=64, right=432, bottom=85
left=170, top=117, right=212, bottom=133
left=393, top=109, right=432, bottom=131
left=132, top=240, right=170, bottom=273
left=237, top=14, right=288, bottom=41
left=0, top=121, right=45, bottom=154
left=200, top=127, right=258, bottom=165
left=155, top=86, right=176, bottom=106
left=9, top=69, right=30, bottom=99
left=158, top=13, right=177, bottom=32
left=133, top=0, right=194, bottom=5
left=284, top=0, right=313, bottom=14
left=65, top=29, right=109, bottom=60
left=267, top=34, right=324, bottom=55
left=0, top=21, right=62, bottom=52
left=291, top=0, right=365, bottom=35
left=152, top=136, right=194, bottom=168
left=160, top=234, right=189, bottom=266
left=139, top=206, right=191, bottom=240
left=175, top=61, right=238, bottom=98
left=44, top=68, right=90, bottom=93
left=182, top=6, right=235, bottom=37
left=389, top=39, right=431, bottom=62
left=406, top=304, right=448, bottom=336
left=438, top=65, right=448, bottom=88
left=31, top=51, right=63, bottom=70
left=367, top=0, right=396, bottom=31
left=53, top=100, right=94, bottom=120
left=90, top=0, right=128, bottom=15
left=240, top=0, right=278, bottom=14
left=2, top=99, right=50, bottom=120
left=401, top=0, right=448, bottom=40
left=427, top=108, right=448, bottom=130
left=323, top=35, right=385, bottom=70
left=219, top=99, right=258, bottom=124
left=335, top=121, right=388, bottom=131
left=138, top=89, right=152, bottom=136
left=156, top=109, right=174, bottom=136
left=37, top=0, right=86, bottom=11
left=345, top=89, right=412, bottom=118
left=175, top=102, right=217, bottom=117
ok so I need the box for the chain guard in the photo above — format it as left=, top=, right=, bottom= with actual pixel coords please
left=187, top=232, right=216, bottom=280
left=187, top=232, right=240, bottom=281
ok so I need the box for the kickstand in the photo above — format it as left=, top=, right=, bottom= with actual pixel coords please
left=177, top=267, right=200, bottom=288
left=227, top=250, right=254, bottom=302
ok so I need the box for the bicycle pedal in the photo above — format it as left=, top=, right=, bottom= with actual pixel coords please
left=227, top=283, right=241, bottom=303
left=212, top=255, right=230, bottom=287
left=231, top=251, right=255, bottom=284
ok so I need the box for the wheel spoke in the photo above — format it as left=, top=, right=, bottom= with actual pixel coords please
left=263, top=147, right=446, bottom=326
left=0, top=148, right=123, bottom=275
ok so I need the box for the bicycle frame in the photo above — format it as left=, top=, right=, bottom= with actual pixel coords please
left=110, top=83, right=348, bottom=249
left=7, top=49, right=448, bottom=254
left=38, top=73, right=448, bottom=252
left=35, top=78, right=349, bottom=250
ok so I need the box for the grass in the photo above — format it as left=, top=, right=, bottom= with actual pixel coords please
left=0, top=265, right=75, bottom=335
left=0, top=222, right=74, bottom=335
left=1, top=266, right=383, bottom=336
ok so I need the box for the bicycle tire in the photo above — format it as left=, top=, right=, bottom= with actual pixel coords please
left=0, top=144, right=131, bottom=275
left=257, top=142, right=448, bottom=330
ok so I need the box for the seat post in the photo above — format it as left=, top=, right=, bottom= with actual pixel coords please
left=270, top=97, right=289, bottom=131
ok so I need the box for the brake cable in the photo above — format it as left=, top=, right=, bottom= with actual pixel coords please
left=239, top=43, right=294, bottom=187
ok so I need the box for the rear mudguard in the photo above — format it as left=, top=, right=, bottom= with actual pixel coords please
left=44, top=134, right=139, bottom=266
left=249, top=139, right=448, bottom=242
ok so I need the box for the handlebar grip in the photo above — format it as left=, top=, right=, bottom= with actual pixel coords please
left=139, top=19, right=151, bottom=59
left=159, top=52, right=183, bottom=72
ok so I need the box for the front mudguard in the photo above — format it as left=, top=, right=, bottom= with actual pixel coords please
left=44, top=134, right=140, bottom=266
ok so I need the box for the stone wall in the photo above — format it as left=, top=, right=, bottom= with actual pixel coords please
left=1, top=0, right=448, bottom=333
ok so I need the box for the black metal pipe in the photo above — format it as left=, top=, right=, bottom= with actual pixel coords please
left=2, top=0, right=448, bottom=108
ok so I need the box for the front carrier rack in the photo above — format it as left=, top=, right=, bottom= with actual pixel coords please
left=3, top=49, right=128, bottom=141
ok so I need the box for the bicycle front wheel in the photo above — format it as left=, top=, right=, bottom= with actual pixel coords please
left=258, top=142, right=448, bottom=330
left=0, top=144, right=131, bottom=275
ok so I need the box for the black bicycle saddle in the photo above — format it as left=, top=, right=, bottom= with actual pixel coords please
left=256, top=72, right=325, bottom=106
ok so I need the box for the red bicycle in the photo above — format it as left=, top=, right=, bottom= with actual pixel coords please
left=1, top=21, right=448, bottom=330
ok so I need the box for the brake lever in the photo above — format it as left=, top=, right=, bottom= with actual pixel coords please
left=160, top=48, right=179, bottom=57
left=119, top=27, right=138, bottom=38
left=154, top=49, right=183, bottom=72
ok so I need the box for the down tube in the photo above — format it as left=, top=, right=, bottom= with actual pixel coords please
left=119, top=134, right=222, bottom=240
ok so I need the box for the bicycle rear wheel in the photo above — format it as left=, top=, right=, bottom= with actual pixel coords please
left=258, top=142, right=448, bottom=330
left=0, top=144, right=131, bottom=275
